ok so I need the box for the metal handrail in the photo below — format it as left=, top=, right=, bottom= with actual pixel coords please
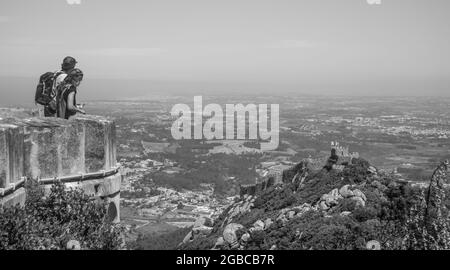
left=0, top=177, right=26, bottom=197
left=0, top=166, right=121, bottom=198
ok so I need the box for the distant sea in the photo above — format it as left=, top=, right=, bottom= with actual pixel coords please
left=1, top=75, right=449, bottom=108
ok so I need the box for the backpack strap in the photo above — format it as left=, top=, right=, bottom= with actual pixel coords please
left=57, top=83, right=74, bottom=118
left=51, top=71, right=67, bottom=97
left=53, top=70, right=65, bottom=78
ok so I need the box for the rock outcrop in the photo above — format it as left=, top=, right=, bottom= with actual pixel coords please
left=424, top=160, right=449, bottom=237
left=282, top=160, right=311, bottom=191
left=181, top=142, right=450, bottom=250
left=182, top=216, right=214, bottom=245
left=222, top=194, right=256, bottom=225
left=276, top=203, right=316, bottom=223
left=317, top=185, right=367, bottom=211
left=222, top=223, right=244, bottom=249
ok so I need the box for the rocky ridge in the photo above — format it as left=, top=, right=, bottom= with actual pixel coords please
left=181, top=154, right=449, bottom=250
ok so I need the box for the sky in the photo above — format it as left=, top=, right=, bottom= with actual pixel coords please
left=0, top=0, right=449, bottom=104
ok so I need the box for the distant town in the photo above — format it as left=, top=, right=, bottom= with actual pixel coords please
left=85, top=95, right=450, bottom=243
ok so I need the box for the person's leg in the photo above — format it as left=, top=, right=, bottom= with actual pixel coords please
left=43, top=106, right=55, bottom=117
left=37, top=106, right=45, bottom=117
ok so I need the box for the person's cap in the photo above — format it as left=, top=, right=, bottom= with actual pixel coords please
left=63, top=56, right=77, bottom=65
left=62, top=56, right=78, bottom=70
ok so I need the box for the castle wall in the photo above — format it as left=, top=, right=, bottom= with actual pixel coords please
left=331, top=141, right=359, bottom=164
left=0, top=110, right=121, bottom=223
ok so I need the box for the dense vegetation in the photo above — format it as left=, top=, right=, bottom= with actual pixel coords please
left=0, top=180, right=124, bottom=250
left=132, top=226, right=192, bottom=250
left=183, top=158, right=450, bottom=250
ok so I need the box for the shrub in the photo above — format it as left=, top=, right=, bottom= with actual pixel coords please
left=133, top=227, right=192, bottom=250
left=0, top=180, right=124, bottom=250
left=180, top=235, right=217, bottom=250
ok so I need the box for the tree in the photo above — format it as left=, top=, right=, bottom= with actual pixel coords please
left=0, top=180, right=124, bottom=250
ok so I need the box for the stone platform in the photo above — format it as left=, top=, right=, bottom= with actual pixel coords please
left=0, top=109, right=121, bottom=223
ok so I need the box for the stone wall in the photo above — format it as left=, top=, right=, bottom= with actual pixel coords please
left=239, top=177, right=276, bottom=197
left=331, top=141, right=359, bottom=163
left=0, top=109, right=121, bottom=223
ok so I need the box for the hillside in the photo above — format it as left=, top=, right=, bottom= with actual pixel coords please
left=180, top=155, right=450, bottom=250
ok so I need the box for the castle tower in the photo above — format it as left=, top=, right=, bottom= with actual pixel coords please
left=0, top=110, right=121, bottom=223
left=329, top=140, right=359, bottom=164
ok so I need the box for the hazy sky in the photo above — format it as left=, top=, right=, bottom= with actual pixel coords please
left=0, top=0, right=449, bottom=101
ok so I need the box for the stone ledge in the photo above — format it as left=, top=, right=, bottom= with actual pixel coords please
left=0, top=109, right=117, bottom=183
left=0, top=109, right=120, bottom=222
left=0, top=187, right=26, bottom=209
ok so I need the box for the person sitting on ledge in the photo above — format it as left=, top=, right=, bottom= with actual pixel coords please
left=56, top=68, right=86, bottom=119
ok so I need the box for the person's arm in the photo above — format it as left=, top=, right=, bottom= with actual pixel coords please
left=67, top=92, right=86, bottom=114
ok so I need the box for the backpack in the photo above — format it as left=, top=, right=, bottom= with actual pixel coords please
left=34, top=71, right=64, bottom=106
